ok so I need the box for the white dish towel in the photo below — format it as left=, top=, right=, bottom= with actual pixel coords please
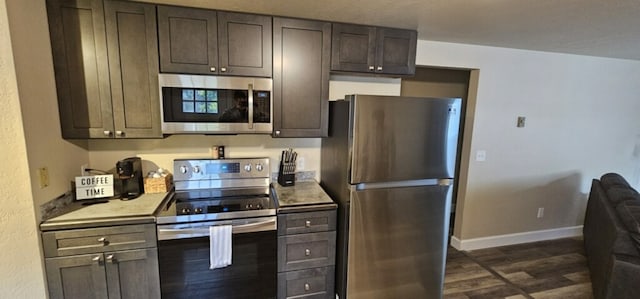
left=209, top=225, right=232, bottom=269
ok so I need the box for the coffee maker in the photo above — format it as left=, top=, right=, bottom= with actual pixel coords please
left=116, top=157, right=144, bottom=200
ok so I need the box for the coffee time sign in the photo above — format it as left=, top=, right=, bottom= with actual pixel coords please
left=75, top=175, right=114, bottom=200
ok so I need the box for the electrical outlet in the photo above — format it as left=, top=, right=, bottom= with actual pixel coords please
left=537, top=207, right=545, bottom=218
left=81, top=164, right=89, bottom=176
left=296, top=157, right=305, bottom=170
left=517, top=116, right=526, bottom=128
left=38, top=167, right=49, bottom=188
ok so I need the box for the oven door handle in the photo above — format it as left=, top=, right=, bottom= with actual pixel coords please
left=157, top=218, right=276, bottom=240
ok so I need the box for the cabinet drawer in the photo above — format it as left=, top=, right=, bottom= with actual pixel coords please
left=278, top=231, right=336, bottom=272
left=42, top=224, right=156, bottom=257
left=278, top=266, right=335, bottom=299
left=278, top=210, right=336, bottom=235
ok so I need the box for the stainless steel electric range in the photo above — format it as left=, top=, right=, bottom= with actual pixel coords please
left=156, top=158, right=276, bottom=299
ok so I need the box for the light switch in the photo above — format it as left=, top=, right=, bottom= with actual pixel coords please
left=517, top=116, right=526, bottom=128
left=476, top=150, right=487, bottom=162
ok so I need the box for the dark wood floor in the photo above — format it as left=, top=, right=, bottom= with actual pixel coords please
left=444, top=237, right=593, bottom=299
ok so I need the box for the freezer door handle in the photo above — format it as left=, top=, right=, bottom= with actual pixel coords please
left=355, top=179, right=452, bottom=190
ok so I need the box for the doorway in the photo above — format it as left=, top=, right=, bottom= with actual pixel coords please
left=401, top=66, right=472, bottom=238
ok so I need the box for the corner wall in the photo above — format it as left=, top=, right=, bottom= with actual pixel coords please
left=0, top=0, right=47, bottom=297
left=417, top=41, right=640, bottom=246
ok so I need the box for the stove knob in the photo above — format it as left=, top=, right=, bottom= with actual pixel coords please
left=256, top=203, right=262, bottom=209
left=181, top=208, right=191, bottom=214
left=193, top=166, right=201, bottom=173
left=244, top=164, right=252, bottom=172
left=194, top=208, right=203, bottom=214
left=179, top=165, right=188, bottom=174
left=255, top=163, right=263, bottom=172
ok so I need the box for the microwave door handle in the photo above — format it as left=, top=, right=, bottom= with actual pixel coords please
left=248, top=83, right=254, bottom=129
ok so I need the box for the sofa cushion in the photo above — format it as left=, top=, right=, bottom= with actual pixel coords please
left=616, top=200, right=640, bottom=254
left=606, top=186, right=640, bottom=206
left=616, top=200, right=640, bottom=234
left=601, top=173, right=631, bottom=190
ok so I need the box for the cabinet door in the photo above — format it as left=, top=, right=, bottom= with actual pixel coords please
left=45, top=254, right=108, bottom=299
left=46, top=0, right=114, bottom=139
left=330, top=23, right=375, bottom=73
left=277, top=266, right=335, bottom=299
left=218, top=12, right=272, bottom=77
left=375, top=27, right=417, bottom=75
left=278, top=231, right=336, bottom=272
left=273, top=18, right=330, bottom=138
left=157, top=6, right=218, bottom=75
left=105, top=1, right=161, bottom=138
left=105, top=248, right=161, bottom=299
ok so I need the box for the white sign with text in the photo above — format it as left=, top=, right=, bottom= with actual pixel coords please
left=75, top=175, right=114, bottom=200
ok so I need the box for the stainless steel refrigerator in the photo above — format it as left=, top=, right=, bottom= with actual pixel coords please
left=320, top=94, right=462, bottom=299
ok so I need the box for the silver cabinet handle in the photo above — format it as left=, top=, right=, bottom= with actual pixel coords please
left=103, top=130, right=111, bottom=136
left=97, top=237, right=108, bottom=244
left=274, top=130, right=281, bottom=136
left=115, top=131, right=124, bottom=137
left=210, top=66, right=216, bottom=72
left=106, top=254, right=115, bottom=263
left=368, top=65, right=374, bottom=71
left=377, top=66, right=383, bottom=71
left=220, top=67, right=227, bottom=72
left=92, top=255, right=102, bottom=264
left=305, top=220, right=311, bottom=228
left=305, top=249, right=311, bottom=256
left=304, top=283, right=310, bottom=291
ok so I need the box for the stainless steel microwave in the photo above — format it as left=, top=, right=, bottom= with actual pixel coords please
left=159, top=74, right=272, bottom=134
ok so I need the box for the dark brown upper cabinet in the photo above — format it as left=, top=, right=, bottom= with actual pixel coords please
left=158, top=6, right=272, bottom=77
left=47, top=0, right=161, bottom=139
left=331, top=23, right=417, bottom=76
left=272, top=18, right=331, bottom=138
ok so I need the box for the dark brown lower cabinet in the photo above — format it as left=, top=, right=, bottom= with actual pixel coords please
left=42, top=224, right=160, bottom=299
left=45, top=248, right=160, bottom=299
left=277, top=209, right=337, bottom=299
left=272, top=18, right=331, bottom=138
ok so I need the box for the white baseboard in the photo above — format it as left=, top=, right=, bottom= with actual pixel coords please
left=450, top=225, right=583, bottom=251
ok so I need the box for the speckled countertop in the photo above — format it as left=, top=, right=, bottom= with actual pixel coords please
left=40, top=192, right=171, bottom=231
left=271, top=181, right=336, bottom=213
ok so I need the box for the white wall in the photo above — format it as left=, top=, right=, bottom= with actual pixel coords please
left=0, top=0, right=47, bottom=297
left=417, top=41, right=640, bottom=246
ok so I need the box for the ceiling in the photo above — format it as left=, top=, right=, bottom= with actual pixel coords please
left=150, top=0, right=640, bottom=61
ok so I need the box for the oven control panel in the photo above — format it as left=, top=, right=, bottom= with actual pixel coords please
left=176, top=198, right=271, bottom=216
left=174, top=158, right=269, bottom=181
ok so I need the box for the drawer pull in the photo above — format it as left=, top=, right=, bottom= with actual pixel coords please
left=106, top=254, right=115, bottom=263
left=304, top=283, right=310, bottom=291
left=305, top=249, right=311, bottom=256
left=92, top=255, right=101, bottom=264
left=305, top=220, right=311, bottom=228
left=97, top=237, right=108, bottom=245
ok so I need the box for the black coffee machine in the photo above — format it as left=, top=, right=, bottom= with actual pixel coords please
left=116, top=157, right=144, bottom=200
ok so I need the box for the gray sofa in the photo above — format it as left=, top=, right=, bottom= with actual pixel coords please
left=584, top=173, right=640, bottom=299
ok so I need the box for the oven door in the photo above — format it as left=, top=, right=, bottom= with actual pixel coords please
left=159, top=74, right=272, bottom=134
left=157, top=216, right=277, bottom=299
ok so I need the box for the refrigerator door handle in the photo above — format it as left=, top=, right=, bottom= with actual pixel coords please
left=355, top=178, right=452, bottom=191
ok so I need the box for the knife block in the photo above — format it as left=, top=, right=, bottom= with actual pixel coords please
left=277, top=161, right=295, bottom=187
